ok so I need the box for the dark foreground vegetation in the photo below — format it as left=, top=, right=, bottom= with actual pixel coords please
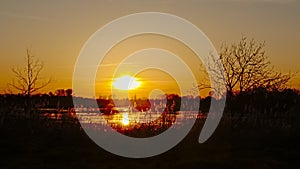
left=0, top=88, right=300, bottom=169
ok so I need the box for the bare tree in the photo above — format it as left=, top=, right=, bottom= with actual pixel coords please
left=200, top=36, right=294, bottom=97
left=8, top=48, right=51, bottom=118
left=9, top=48, right=51, bottom=97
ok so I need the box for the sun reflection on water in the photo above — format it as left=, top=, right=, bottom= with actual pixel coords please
left=122, top=112, right=129, bottom=125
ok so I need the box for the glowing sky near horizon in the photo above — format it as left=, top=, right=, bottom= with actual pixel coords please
left=0, top=0, right=299, bottom=96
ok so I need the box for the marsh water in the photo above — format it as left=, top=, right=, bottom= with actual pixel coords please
left=40, top=108, right=205, bottom=132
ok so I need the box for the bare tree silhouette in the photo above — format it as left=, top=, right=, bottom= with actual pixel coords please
left=9, top=48, right=51, bottom=97
left=8, top=48, right=51, bottom=118
left=200, top=36, right=294, bottom=97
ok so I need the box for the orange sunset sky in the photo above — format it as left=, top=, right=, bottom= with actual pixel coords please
left=1, top=0, right=299, bottom=97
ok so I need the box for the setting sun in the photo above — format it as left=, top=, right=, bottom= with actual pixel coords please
left=112, top=75, right=141, bottom=90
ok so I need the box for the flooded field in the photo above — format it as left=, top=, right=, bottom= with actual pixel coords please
left=39, top=108, right=206, bottom=137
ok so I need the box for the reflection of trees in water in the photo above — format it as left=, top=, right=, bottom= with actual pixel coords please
left=110, top=112, right=177, bottom=138
left=100, top=94, right=184, bottom=138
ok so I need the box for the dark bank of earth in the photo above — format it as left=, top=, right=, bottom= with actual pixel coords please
left=0, top=117, right=299, bottom=169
